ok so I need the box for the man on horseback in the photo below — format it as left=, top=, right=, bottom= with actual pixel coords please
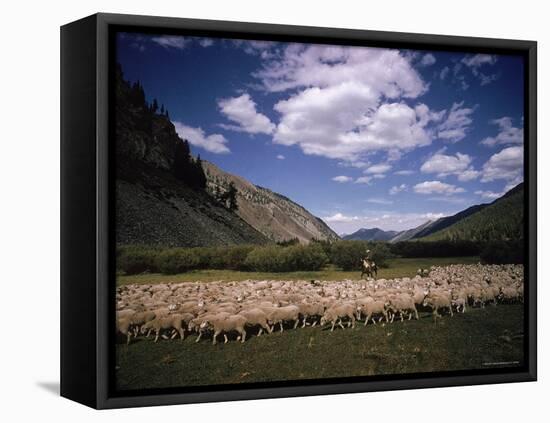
left=361, top=249, right=377, bottom=279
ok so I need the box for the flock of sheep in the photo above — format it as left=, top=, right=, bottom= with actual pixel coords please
left=116, top=264, right=524, bottom=345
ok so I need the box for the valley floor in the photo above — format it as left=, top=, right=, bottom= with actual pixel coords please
left=116, top=256, right=480, bottom=286
left=115, top=303, right=524, bottom=391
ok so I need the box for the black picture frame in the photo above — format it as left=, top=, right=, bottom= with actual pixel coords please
left=61, top=12, right=537, bottom=409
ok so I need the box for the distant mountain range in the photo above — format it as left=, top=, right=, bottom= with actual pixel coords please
left=343, top=182, right=524, bottom=243
left=342, top=228, right=399, bottom=241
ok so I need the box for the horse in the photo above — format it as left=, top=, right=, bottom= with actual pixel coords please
left=361, top=259, right=378, bottom=279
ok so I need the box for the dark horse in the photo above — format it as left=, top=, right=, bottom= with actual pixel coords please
left=361, top=259, right=378, bottom=279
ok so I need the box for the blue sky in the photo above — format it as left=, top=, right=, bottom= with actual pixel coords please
left=117, top=33, right=525, bottom=235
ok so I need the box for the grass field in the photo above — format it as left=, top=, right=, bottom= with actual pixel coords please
left=115, top=303, right=524, bottom=391
left=116, top=256, right=480, bottom=286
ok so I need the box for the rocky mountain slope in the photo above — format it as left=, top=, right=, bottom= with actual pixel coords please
left=202, top=161, right=339, bottom=243
left=115, top=65, right=268, bottom=247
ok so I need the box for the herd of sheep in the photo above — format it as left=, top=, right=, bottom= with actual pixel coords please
left=116, top=264, right=524, bottom=345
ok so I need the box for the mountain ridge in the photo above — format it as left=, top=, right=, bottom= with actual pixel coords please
left=420, top=183, right=524, bottom=242
left=202, top=160, right=339, bottom=244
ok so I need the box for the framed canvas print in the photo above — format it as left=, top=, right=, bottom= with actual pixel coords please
left=60, top=13, right=537, bottom=409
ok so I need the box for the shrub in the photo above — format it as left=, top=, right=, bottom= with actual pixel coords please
left=156, top=248, right=201, bottom=274
left=310, top=238, right=333, bottom=256
left=329, top=240, right=369, bottom=271
left=277, top=238, right=300, bottom=247
left=369, top=243, right=393, bottom=268
left=191, top=247, right=217, bottom=269
left=285, top=244, right=328, bottom=271
left=328, top=240, right=393, bottom=270
left=244, top=245, right=284, bottom=272
left=116, top=245, right=160, bottom=275
left=220, top=245, right=255, bottom=270
left=243, top=244, right=328, bottom=272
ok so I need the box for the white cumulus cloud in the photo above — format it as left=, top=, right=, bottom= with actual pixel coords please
left=458, top=168, right=481, bottom=182
left=420, top=151, right=480, bottom=181
left=481, top=146, right=523, bottom=183
left=364, top=163, right=392, bottom=174
left=413, top=180, right=466, bottom=195
left=475, top=190, right=502, bottom=200
left=218, top=94, right=275, bottom=134
left=459, top=54, right=499, bottom=86
left=198, top=38, right=214, bottom=47
left=421, top=152, right=471, bottom=175
left=437, top=102, right=476, bottom=142
left=394, top=170, right=415, bottom=176
left=152, top=35, right=189, bottom=50
left=354, top=176, right=373, bottom=184
left=389, top=184, right=407, bottom=195
left=332, top=175, right=353, bottom=183
left=481, top=117, right=524, bottom=147
left=173, top=122, right=230, bottom=154
left=420, top=53, right=436, bottom=66
left=250, top=44, right=445, bottom=163
left=462, top=54, right=497, bottom=68
left=255, top=44, right=427, bottom=96
left=324, top=212, right=359, bottom=223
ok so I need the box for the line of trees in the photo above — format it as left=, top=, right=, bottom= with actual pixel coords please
left=388, top=239, right=524, bottom=264
left=117, top=240, right=393, bottom=275
left=117, top=238, right=524, bottom=276
left=117, top=63, right=209, bottom=192
left=173, top=138, right=207, bottom=190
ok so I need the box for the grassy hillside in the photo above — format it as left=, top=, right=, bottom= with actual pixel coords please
left=411, top=204, right=488, bottom=239
left=422, top=183, right=524, bottom=242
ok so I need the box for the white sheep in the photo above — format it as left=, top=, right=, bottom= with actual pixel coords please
left=189, top=312, right=230, bottom=343
left=320, top=303, right=356, bottom=331
left=205, top=314, right=248, bottom=345
left=239, top=308, right=272, bottom=336
left=360, top=300, right=388, bottom=326
left=297, top=302, right=325, bottom=327
left=267, top=305, right=301, bottom=333
left=140, top=314, right=185, bottom=342
left=387, top=295, right=418, bottom=322
left=423, top=293, right=453, bottom=320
